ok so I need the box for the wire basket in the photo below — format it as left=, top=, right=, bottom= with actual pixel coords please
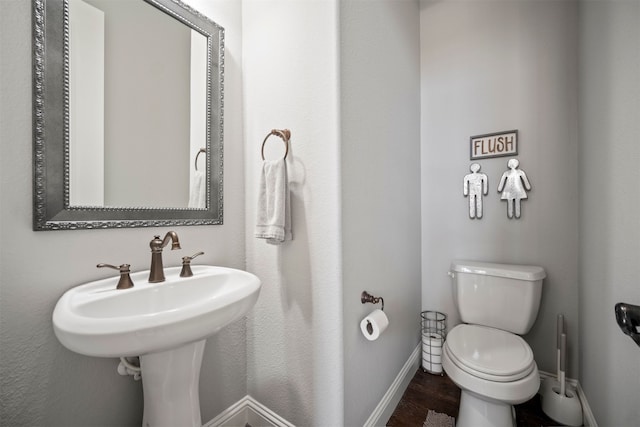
left=421, top=311, right=447, bottom=375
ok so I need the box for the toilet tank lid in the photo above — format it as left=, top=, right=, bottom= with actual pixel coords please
left=451, top=260, right=546, bottom=281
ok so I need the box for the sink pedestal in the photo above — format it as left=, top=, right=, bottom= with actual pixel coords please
left=140, top=340, right=206, bottom=427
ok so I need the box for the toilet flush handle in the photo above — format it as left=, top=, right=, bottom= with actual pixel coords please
left=447, top=271, right=455, bottom=279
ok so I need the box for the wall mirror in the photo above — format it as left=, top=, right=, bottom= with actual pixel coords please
left=32, top=0, right=224, bottom=230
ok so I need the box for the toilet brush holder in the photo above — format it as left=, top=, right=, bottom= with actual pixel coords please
left=540, top=382, right=583, bottom=426
left=540, top=331, right=583, bottom=426
left=539, top=376, right=559, bottom=399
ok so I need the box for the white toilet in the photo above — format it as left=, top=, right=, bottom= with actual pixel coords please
left=442, top=260, right=546, bottom=427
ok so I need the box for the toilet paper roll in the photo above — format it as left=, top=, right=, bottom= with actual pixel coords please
left=360, top=309, right=389, bottom=341
left=422, top=352, right=442, bottom=365
left=422, top=332, right=444, bottom=356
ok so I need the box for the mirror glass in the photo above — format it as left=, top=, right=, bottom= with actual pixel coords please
left=33, top=0, right=224, bottom=230
left=68, top=0, right=208, bottom=208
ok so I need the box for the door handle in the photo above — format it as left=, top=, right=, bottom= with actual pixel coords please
left=615, top=302, right=640, bottom=347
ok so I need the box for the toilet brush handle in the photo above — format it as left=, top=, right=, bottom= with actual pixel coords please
left=556, top=314, right=564, bottom=381
left=557, top=314, right=564, bottom=350
left=560, top=333, right=567, bottom=396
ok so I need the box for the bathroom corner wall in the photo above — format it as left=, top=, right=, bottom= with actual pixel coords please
left=419, top=0, right=580, bottom=377
left=340, top=1, right=422, bottom=426
left=0, top=0, right=247, bottom=425
left=242, top=1, right=343, bottom=425
left=578, top=0, right=640, bottom=424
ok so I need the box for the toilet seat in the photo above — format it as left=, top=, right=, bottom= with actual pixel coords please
left=445, top=324, right=535, bottom=382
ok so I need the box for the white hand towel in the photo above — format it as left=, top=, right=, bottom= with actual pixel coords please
left=255, top=158, right=292, bottom=244
left=188, top=170, right=206, bottom=208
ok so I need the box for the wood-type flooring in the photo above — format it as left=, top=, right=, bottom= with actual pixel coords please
left=387, top=368, right=561, bottom=426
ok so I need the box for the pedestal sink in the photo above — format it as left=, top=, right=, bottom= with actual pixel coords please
left=53, top=265, right=261, bottom=427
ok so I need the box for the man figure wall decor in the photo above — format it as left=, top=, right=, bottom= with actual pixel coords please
left=463, top=163, right=488, bottom=219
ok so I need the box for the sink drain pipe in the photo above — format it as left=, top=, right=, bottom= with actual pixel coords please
left=118, top=356, right=141, bottom=380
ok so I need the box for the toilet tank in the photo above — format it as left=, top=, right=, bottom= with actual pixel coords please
left=449, top=260, right=546, bottom=335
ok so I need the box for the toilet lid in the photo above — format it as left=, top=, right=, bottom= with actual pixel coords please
left=445, top=324, right=535, bottom=382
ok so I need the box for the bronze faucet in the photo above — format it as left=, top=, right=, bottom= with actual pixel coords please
left=148, top=231, right=181, bottom=283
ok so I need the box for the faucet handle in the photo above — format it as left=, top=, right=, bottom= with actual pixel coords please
left=184, top=251, right=205, bottom=261
left=180, top=252, right=204, bottom=277
left=97, top=263, right=135, bottom=290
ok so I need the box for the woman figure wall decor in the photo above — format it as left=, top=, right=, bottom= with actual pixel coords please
left=497, top=159, right=531, bottom=219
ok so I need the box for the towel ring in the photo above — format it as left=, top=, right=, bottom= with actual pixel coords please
left=261, top=129, right=291, bottom=160
left=194, top=148, right=206, bottom=171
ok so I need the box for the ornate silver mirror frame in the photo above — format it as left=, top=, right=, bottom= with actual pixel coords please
left=32, top=0, right=224, bottom=230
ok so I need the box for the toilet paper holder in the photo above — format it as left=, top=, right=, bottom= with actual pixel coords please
left=361, top=291, right=384, bottom=311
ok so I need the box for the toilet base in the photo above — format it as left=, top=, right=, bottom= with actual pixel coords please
left=456, top=390, right=516, bottom=427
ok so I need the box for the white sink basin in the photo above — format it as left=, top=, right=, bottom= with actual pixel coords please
left=53, top=265, right=261, bottom=357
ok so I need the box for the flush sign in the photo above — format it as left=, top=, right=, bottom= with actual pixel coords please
left=470, top=130, right=518, bottom=160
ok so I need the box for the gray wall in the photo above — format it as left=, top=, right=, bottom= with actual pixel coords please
left=243, top=1, right=344, bottom=425
left=578, top=0, right=640, bottom=425
left=420, top=0, right=581, bottom=377
left=0, top=0, right=246, bottom=425
left=243, top=1, right=422, bottom=425
left=340, top=1, right=422, bottom=426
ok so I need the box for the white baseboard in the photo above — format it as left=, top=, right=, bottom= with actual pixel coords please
left=363, top=343, right=422, bottom=427
left=204, top=395, right=295, bottom=427
left=206, top=350, right=597, bottom=427
left=204, top=397, right=248, bottom=427
left=538, top=371, right=597, bottom=427
left=205, top=344, right=420, bottom=427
